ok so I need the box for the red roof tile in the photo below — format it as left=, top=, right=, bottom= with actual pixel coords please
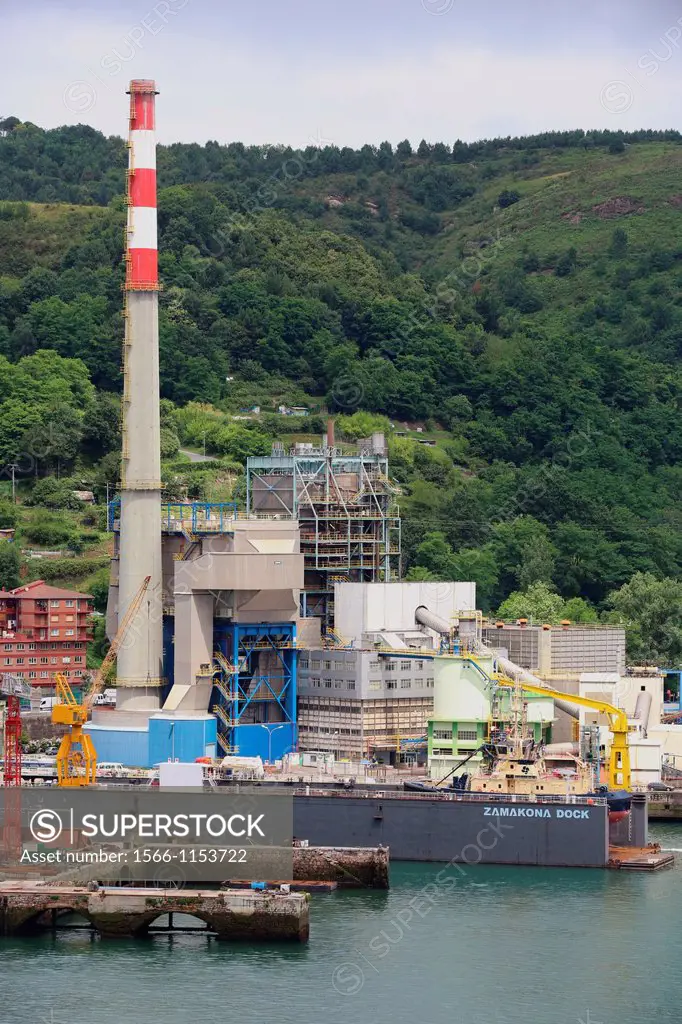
left=10, top=581, right=93, bottom=600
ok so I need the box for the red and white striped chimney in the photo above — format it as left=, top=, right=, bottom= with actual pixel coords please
left=126, top=79, right=158, bottom=290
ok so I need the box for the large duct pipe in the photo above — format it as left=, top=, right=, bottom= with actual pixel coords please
left=416, top=606, right=579, bottom=720
left=634, top=690, right=652, bottom=736
left=495, top=656, right=579, bottom=721
left=116, top=80, right=164, bottom=713
left=415, top=605, right=452, bottom=636
left=544, top=742, right=580, bottom=755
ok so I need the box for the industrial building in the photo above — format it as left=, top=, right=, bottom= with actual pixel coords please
left=0, top=581, right=93, bottom=689
left=297, top=581, right=475, bottom=760
left=427, top=622, right=628, bottom=780
left=246, top=429, right=401, bottom=629
left=427, top=652, right=556, bottom=779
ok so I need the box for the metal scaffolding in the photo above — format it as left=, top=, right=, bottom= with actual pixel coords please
left=212, top=622, right=297, bottom=760
left=246, top=444, right=401, bottom=628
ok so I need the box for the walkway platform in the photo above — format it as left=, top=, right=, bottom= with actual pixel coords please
left=608, top=846, right=675, bottom=871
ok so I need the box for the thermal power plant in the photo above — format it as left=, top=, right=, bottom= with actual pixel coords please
left=91, top=81, right=218, bottom=766
left=89, top=82, right=632, bottom=775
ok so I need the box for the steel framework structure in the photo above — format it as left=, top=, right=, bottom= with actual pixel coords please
left=246, top=446, right=401, bottom=628
left=212, top=622, right=297, bottom=761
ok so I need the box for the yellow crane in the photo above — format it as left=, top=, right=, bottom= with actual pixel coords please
left=52, top=575, right=152, bottom=786
left=495, top=676, right=632, bottom=790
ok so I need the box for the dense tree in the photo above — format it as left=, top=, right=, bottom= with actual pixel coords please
left=606, top=573, right=682, bottom=667
left=0, top=542, right=20, bottom=589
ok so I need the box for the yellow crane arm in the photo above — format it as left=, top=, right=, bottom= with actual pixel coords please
left=495, top=676, right=631, bottom=791
left=52, top=574, right=152, bottom=787
left=83, top=575, right=151, bottom=714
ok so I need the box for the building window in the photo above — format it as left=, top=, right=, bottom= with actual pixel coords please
left=51, top=658, right=57, bottom=665
left=51, top=630, right=59, bottom=637
left=416, top=661, right=424, bottom=671
left=348, top=681, right=356, bottom=690
left=62, top=657, right=71, bottom=664
left=51, top=601, right=60, bottom=608
left=323, top=660, right=331, bottom=670
left=385, top=661, right=396, bottom=671
left=386, top=679, right=397, bottom=690
left=28, top=658, right=37, bottom=665
left=299, top=657, right=308, bottom=669
left=3, top=659, right=10, bottom=666
left=40, top=657, right=48, bottom=664
left=369, top=681, right=381, bottom=691
left=65, top=600, right=74, bottom=608
left=433, top=729, right=452, bottom=740
left=433, top=747, right=453, bottom=757
left=74, top=670, right=82, bottom=677
left=65, top=630, right=74, bottom=637
left=324, top=678, right=332, bottom=688
left=40, top=671, right=48, bottom=678
left=400, top=679, right=411, bottom=689
left=65, top=616, right=74, bottom=623
left=369, top=660, right=379, bottom=670
left=415, top=678, right=423, bottom=686
left=3, top=645, right=11, bottom=652
left=51, top=643, right=58, bottom=650
left=28, top=671, right=36, bottom=679
left=16, top=658, right=23, bottom=665
left=457, top=729, right=478, bottom=742
left=401, top=661, right=411, bottom=671
left=28, top=643, right=36, bottom=650
left=16, top=643, right=24, bottom=651
left=427, top=678, right=434, bottom=688
left=74, top=642, right=83, bottom=649
left=311, top=660, right=320, bottom=670
left=63, top=643, right=71, bottom=649
left=75, top=656, right=83, bottom=663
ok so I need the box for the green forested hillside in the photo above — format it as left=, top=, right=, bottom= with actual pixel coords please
left=3, top=119, right=682, bottom=658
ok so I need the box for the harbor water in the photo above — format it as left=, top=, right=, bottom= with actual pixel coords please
left=2, top=822, right=681, bottom=1024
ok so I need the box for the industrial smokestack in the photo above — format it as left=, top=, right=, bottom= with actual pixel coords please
left=116, top=80, right=164, bottom=712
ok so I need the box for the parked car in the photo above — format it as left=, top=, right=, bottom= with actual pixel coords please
left=648, top=781, right=674, bottom=792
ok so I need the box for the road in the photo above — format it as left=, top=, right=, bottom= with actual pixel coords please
left=179, top=448, right=214, bottom=463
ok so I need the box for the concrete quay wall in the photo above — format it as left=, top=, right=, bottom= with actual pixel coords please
left=293, top=845, right=389, bottom=888
left=0, top=885, right=309, bottom=942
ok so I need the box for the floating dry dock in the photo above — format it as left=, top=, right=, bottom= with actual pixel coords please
left=0, top=884, right=309, bottom=941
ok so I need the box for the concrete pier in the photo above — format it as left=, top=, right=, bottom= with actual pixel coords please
left=0, top=884, right=309, bottom=942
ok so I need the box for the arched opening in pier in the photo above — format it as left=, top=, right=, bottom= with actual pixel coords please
left=143, top=912, right=214, bottom=936
left=18, top=905, right=95, bottom=935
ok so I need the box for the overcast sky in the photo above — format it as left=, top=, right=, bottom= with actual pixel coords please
left=3, top=0, right=682, bottom=146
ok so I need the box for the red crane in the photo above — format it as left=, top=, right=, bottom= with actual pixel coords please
left=2, top=675, right=30, bottom=787
left=1, top=675, right=30, bottom=861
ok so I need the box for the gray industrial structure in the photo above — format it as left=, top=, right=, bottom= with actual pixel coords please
left=297, top=582, right=476, bottom=760
left=246, top=431, right=401, bottom=629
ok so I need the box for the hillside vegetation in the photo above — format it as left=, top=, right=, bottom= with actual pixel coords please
left=2, top=120, right=682, bottom=660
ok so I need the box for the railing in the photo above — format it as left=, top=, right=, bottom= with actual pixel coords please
left=290, top=788, right=608, bottom=805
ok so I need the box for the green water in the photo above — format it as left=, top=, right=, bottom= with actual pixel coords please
left=3, top=823, right=682, bottom=1024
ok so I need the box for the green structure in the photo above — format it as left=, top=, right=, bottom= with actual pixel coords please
left=427, top=654, right=555, bottom=780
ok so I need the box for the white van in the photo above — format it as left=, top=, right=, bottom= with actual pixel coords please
left=39, top=697, right=57, bottom=712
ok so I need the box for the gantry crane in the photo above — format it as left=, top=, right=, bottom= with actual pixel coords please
left=495, top=676, right=631, bottom=790
left=52, top=575, right=151, bottom=787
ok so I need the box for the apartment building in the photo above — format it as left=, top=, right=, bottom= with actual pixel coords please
left=0, top=580, right=94, bottom=689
